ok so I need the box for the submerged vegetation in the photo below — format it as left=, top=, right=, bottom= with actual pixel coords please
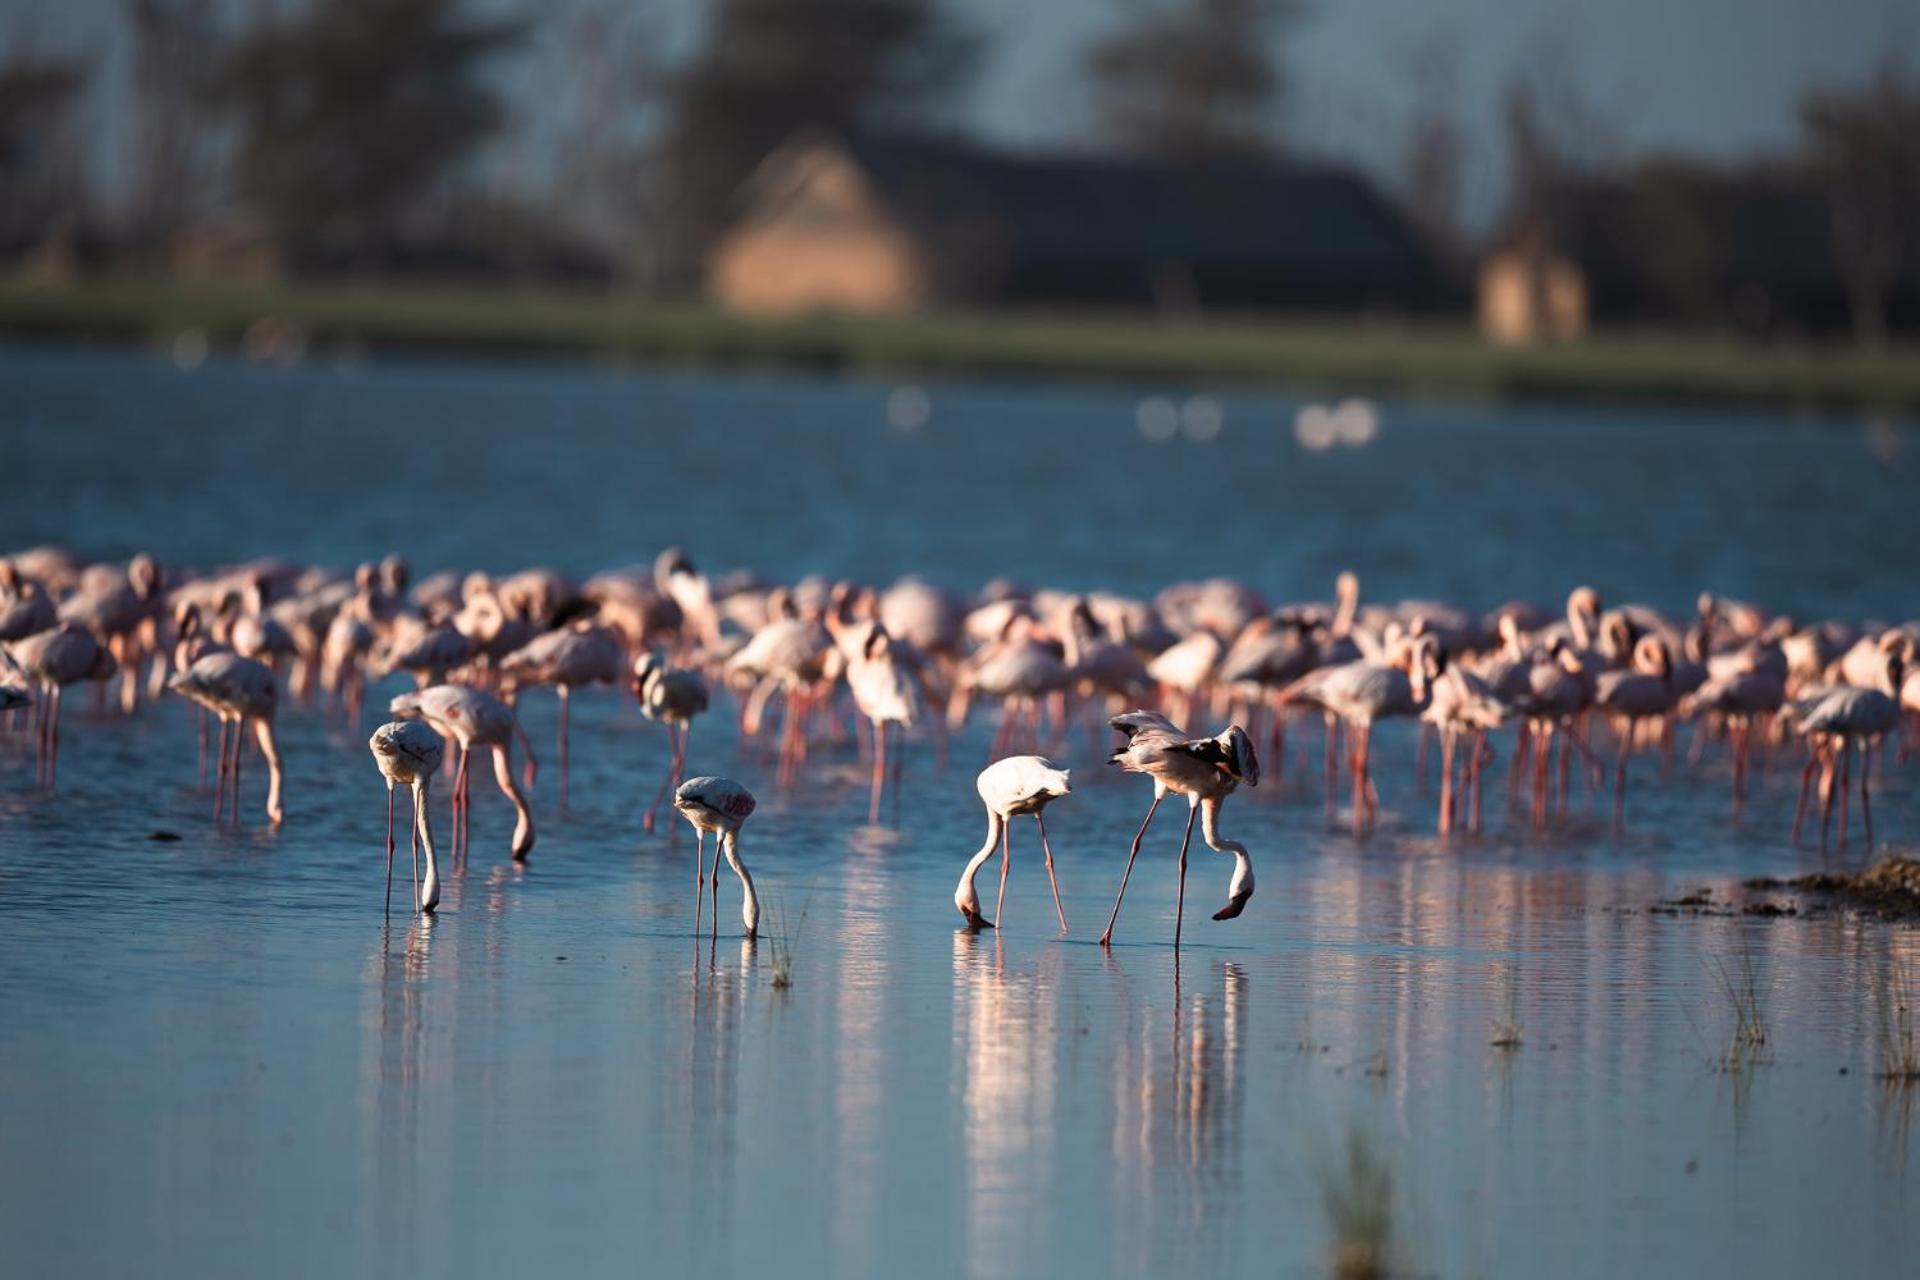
left=760, top=890, right=813, bottom=991
left=1319, top=1127, right=1397, bottom=1280
left=1709, top=955, right=1771, bottom=1073
left=1878, top=955, right=1920, bottom=1084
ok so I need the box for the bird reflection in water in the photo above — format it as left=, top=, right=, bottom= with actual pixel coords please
left=359, top=914, right=438, bottom=1267
left=952, top=929, right=1063, bottom=1276
left=1107, top=958, right=1247, bottom=1261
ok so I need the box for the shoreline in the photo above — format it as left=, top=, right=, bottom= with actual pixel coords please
left=3, top=275, right=1918, bottom=413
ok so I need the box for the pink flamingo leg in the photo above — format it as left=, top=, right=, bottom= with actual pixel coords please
left=1172, top=802, right=1198, bottom=951
left=385, top=784, right=396, bottom=919
left=993, top=817, right=1011, bottom=930
left=212, top=717, right=231, bottom=820
left=1100, top=793, right=1163, bottom=947
left=230, top=720, right=243, bottom=825
left=556, top=685, right=571, bottom=810
left=869, top=720, right=887, bottom=825
left=1860, top=738, right=1875, bottom=851
left=694, top=828, right=707, bottom=936
left=1036, top=812, right=1068, bottom=934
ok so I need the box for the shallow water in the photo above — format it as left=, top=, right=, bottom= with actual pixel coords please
left=2, top=343, right=1918, bottom=1278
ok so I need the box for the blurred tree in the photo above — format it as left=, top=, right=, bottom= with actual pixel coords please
left=206, top=0, right=520, bottom=263
left=124, top=0, right=218, bottom=244
left=1396, top=33, right=1464, bottom=270
left=0, top=54, right=88, bottom=246
left=550, top=0, right=670, bottom=291
left=1800, top=53, right=1920, bottom=348
left=660, top=0, right=979, bottom=278
left=1083, top=0, right=1299, bottom=161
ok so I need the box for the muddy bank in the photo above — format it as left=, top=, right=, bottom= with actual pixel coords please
left=1745, top=856, right=1920, bottom=920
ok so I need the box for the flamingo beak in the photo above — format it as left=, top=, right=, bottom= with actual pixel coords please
left=957, top=903, right=993, bottom=930
left=1211, top=890, right=1252, bottom=922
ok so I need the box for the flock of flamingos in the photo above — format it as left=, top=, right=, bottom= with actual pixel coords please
left=3, top=545, right=1915, bottom=949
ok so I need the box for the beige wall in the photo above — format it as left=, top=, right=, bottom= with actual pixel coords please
left=708, top=224, right=929, bottom=317
left=1478, top=251, right=1588, bottom=344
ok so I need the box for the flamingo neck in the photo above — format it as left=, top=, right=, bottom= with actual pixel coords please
left=722, top=830, right=757, bottom=936
left=494, top=746, right=534, bottom=857
left=954, top=812, right=1002, bottom=917
left=253, top=718, right=285, bottom=827
left=414, top=777, right=439, bottom=912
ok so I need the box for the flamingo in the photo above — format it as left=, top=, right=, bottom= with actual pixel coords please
left=1279, top=651, right=1428, bottom=836
left=1790, top=646, right=1905, bottom=853
left=1420, top=640, right=1507, bottom=835
left=500, top=622, right=623, bottom=806
left=0, top=562, right=57, bottom=643
left=170, top=652, right=285, bottom=827
left=633, top=651, right=710, bottom=834
left=58, top=554, right=161, bottom=714
left=368, top=720, right=444, bottom=916
left=1100, top=711, right=1258, bottom=950
left=673, top=776, right=760, bottom=939
left=962, top=617, right=1070, bottom=757
left=846, top=625, right=922, bottom=823
left=389, top=684, right=534, bottom=860
left=1680, top=662, right=1786, bottom=818
left=954, top=755, right=1072, bottom=932
left=14, top=623, right=116, bottom=789
left=1592, top=634, right=1678, bottom=828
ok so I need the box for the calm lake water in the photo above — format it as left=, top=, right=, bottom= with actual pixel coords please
left=2, top=342, right=1918, bottom=1278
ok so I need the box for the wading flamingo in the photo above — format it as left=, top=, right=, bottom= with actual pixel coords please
left=954, top=755, right=1071, bottom=932
left=369, top=720, right=445, bottom=916
left=390, top=684, right=534, bottom=860
left=633, top=651, right=710, bottom=834
left=673, top=776, right=760, bottom=939
left=170, top=652, right=285, bottom=827
left=1101, top=711, right=1258, bottom=950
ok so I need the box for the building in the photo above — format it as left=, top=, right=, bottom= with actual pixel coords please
left=1477, top=164, right=1920, bottom=341
left=708, top=132, right=1451, bottom=318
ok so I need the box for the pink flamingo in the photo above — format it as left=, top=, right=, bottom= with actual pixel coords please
left=954, top=754, right=1072, bottom=933
left=1101, top=711, right=1258, bottom=950
left=170, top=652, right=285, bottom=827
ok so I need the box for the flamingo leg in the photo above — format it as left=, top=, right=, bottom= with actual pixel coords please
left=1438, top=727, right=1456, bottom=836
left=642, top=726, right=676, bottom=836
left=994, top=816, right=1011, bottom=930
left=1818, top=742, right=1837, bottom=852
left=1323, top=714, right=1339, bottom=823
left=1792, top=744, right=1818, bottom=844
left=214, top=721, right=230, bottom=821
left=557, top=685, right=570, bottom=810
left=1860, top=738, right=1875, bottom=851
left=230, top=719, right=243, bottom=825
left=869, top=719, right=886, bottom=825
left=1613, top=723, right=1631, bottom=830
left=1836, top=745, right=1851, bottom=855
left=1172, top=802, right=1198, bottom=951
left=1100, top=793, right=1163, bottom=947
left=385, top=783, right=396, bottom=920
left=1352, top=722, right=1372, bottom=837
left=694, top=828, right=707, bottom=936
left=1035, top=812, right=1068, bottom=934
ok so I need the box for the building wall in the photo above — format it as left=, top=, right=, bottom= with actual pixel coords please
left=708, top=223, right=928, bottom=317
left=1478, top=251, right=1589, bottom=344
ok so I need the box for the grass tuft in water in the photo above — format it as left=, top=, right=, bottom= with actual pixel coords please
left=1490, top=991, right=1523, bottom=1050
left=1710, top=954, right=1770, bottom=1072
left=1319, top=1127, right=1395, bottom=1280
left=1877, top=954, right=1920, bottom=1083
left=761, top=890, right=813, bottom=991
